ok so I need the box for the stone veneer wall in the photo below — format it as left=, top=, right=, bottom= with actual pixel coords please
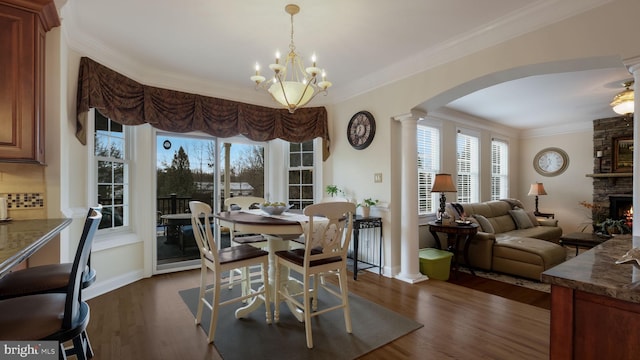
left=592, top=116, right=634, bottom=219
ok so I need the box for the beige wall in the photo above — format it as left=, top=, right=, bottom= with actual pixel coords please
left=23, top=0, right=640, bottom=295
left=520, top=130, right=595, bottom=234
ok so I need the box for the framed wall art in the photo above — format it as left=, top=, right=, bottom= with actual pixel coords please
left=613, top=136, right=633, bottom=173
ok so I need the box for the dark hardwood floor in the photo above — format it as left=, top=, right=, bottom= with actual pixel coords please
left=85, top=269, right=550, bottom=359
left=447, top=270, right=551, bottom=310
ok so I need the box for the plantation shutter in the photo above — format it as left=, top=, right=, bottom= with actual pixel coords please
left=491, top=139, right=509, bottom=200
left=417, top=125, right=440, bottom=215
left=456, top=130, right=479, bottom=203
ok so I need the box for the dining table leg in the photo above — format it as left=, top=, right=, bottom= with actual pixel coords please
left=234, top=235, right=304, bottom=322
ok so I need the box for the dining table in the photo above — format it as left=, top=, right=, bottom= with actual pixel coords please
left=214, top=210, right=308, bottom=321
left=0, top=218, right=72, bottom=279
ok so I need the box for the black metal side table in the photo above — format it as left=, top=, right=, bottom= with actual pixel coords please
left=351, top=215, right=383, bottom=280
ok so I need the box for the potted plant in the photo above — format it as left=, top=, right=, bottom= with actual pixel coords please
left=359, top=198, right=378, bottom=218
left=325, top=185, right=344, bottom=198
left=598, top=218, right=631, bottom=235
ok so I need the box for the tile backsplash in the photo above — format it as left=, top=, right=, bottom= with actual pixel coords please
left=0, top=193, right=45, bottom=209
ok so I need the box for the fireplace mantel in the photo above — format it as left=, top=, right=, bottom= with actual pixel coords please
left=586, top=173, right=632, bottom=184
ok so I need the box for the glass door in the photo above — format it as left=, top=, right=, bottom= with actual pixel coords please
left=154, top=133, right=265, bottom=273
left=155, top=133, right=217, bottom=272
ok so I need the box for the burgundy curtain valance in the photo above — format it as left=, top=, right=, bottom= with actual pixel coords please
left=76, top=57, right=330, bottom=160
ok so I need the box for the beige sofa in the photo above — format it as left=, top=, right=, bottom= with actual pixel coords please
left=441, top=199, right=566, bottom=280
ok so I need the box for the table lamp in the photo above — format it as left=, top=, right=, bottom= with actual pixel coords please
left=527, top=182, right=547, bottom=215
left=432, top=173, right=457, bottom=223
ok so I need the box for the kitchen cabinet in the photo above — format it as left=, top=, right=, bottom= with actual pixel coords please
left=0, top=0, right=59, bottom=164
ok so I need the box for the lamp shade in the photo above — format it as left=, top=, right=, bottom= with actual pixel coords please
left=432, top=174, right=457, bottom=193
left=527, top=182, right=547, bottom=196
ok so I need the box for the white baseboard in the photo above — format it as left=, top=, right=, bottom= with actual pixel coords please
left=82, top=269, right=146, bottom=300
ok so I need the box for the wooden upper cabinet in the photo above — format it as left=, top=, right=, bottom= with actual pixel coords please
left=0, top=0, right=59, bottom=164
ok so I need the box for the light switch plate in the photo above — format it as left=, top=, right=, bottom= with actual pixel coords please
left=374, top=173, right=382, bottom=183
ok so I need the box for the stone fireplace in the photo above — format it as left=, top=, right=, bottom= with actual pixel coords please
left=590, top=116, right=633, bottom=227
left=609, top=195, right=632, bottom=220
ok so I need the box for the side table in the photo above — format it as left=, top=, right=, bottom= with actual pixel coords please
left=428, top=221, right=479, bottom=276
left=351, top=216, right=383, bottom=280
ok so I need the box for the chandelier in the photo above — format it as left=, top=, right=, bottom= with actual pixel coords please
left=610, top=80, right=634, bottom=115
left=250, top=4, right=332, bottom=113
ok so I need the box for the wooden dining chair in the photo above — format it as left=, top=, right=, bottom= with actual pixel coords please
left=273, top=201, right=355, bottom=349
left=224, top=196, right=268, bottom=248
left=223, top=196, right=269, bottom=296
left=189, top=201, right=272, bottom=343
left=0, top=207, right=102, bottom=359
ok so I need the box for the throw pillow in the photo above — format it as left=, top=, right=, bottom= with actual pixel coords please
left=509, top=208, right=534, bottom=229
left=473, top=214, right=495, bottom=233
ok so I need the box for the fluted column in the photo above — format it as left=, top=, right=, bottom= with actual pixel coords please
left=393, top=113, right=428, bottom=283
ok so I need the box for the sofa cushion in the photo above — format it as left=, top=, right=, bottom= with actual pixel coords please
left=493, top=236, right=567, bottom=279
left=491, top=214, right=517, bottom=233
left=500, top=226, right=563, bottom=244
left=473, top=214, right=495, bottom=233
left=509, top=208, right=534, bottom=229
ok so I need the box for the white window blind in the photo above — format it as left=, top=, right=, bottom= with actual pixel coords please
left=417, top=125, right=440, bottom=215
left=491, top=139, right=509, bottom=200
left=456, top=131, right=479, bottom=203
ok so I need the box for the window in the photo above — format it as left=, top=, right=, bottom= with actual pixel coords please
left=456, top=131, right=479, bottom=203
left=94, top=110, right=129, bottom=230
left=288, top=140, right=315, bottom=210
left=491, top=139, right=509, bottom=200
left=417, top=125, right=440, bottom=215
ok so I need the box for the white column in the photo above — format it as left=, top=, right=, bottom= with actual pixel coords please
left=393, top=113, right=428, bottom=283
left=625, top=56, right=640, bottom=245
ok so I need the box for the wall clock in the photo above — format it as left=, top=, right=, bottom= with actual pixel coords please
left=347, top=111, right=376, bottom=150
left=533, top=147, right=569, bottom=176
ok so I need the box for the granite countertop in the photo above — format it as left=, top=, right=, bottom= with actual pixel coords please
left=541, top=235, right=640, bottom=304
left=0, top=218, right=72, bottom=278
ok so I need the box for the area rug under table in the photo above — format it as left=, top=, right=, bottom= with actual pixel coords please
left=179, top=285, right=422, bottom=360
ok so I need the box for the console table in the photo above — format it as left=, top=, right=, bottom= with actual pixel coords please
left=351, top=216, right=383, bottom=280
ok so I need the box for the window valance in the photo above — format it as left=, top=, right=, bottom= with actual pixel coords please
left=76, top=57, right=330, bottom=160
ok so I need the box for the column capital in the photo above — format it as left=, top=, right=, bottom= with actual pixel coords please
left=393, top=110, right=427, bottom=122
left=624, top=55, right=640, bottom=73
